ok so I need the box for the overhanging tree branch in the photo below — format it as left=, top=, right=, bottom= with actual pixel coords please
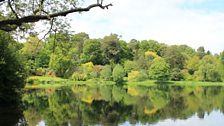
left=8, top=0, right=19, bottom=19
left=0, top=2, right=112, bottom=31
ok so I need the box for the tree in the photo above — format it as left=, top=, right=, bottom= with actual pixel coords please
left=101, top=34, right=127, bottom=64
left=128, top=39, right=140, bottom=60
left=112, top=64, right=125, bottom=83
left=144, top=51, right=159, bottom=62
left=21, top=36, right=44, bottom=57
left=35, top=48, right=50, bottom=68
left=0, top=0, right=112, bottom=31
left=161, top=45, right=186, bottom=70
left=170, top=68, right=183, bottom=81
left=186, top=55, right=200, bottom=75
left=136, top=56, right=148, bottom=70
left=179, top=45, right=196, bottom=57
left=124, top=60, right=138, bottom=74
left=194, top=55, right=222, bottom=82
left=139, top=40, right=160, bottom=53
left=47, top=32, right=79, bottom=78
left=46, top=32, right=74, bottom=54
left=220, top=51, right=224, bottom=64
left=21, top=36, right=49, bottom=75
left=148, top=57, right=170, bottom=81
left=157, top=43, right=168, bottom=56
left=72, top=32, right=89, bottom=55
left=197, top=46, right=206, bottom=59
left=219, top=51, right=224, bottom=80
left=81, top=39, right=103, bottom=65
left=119, top=40, right=133, bottom=62
left=49, top=53, right=76, bottom=78
left=0, top=30, right=26, bottom=104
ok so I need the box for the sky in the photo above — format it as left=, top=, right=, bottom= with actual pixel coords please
left=68, top=0, right=224, bottom=54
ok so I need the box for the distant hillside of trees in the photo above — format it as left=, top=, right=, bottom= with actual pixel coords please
left=19, top=32, right=224, bottom=82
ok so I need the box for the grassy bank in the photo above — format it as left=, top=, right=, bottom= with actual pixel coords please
left=25, top=76, right=224, bottom=89
left=126, top=80, right=224, bottom=87
left=25, top=76, right=115, bottom=89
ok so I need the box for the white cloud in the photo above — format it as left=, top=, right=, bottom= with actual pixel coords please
left=69, top=0, right=224, bottom=54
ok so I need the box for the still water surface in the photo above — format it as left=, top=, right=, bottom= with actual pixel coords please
left=1, top=85, right=224, bottom=126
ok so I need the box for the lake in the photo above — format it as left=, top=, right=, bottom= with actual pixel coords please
left=1, top=85, right=224, bottom=126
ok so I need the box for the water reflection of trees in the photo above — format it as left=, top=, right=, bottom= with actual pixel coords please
left=0, top=106, right=26, bottom=126
left=22, top=85, right=224, bottom=126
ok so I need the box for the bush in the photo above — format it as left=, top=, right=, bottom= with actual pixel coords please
left=89, top=71, right=98, bottom=79
left=80, top=62, right=94, bottom=79
left=81, top=62, right=94, bottom=73
left=170, top=68, right=183, bottom=81
left=35, top=68, right=46, bottom=76
left=100, top=65, right=112, bottom=81
left=181, top=69, right=193, bottom=81
left=128, top=71, right=140, bottom=81
left=136, top=71, right=148, bottom=81
left=124, top=60, right=138, bottom=74
left=46, top=69, right=56, bottom=77
left=91, top=65, right=103, bottom=78
left=112, top=64, right=125, bottom=83
left=128, top=70, right=148, bottom=81
left=71, top=72, right=87, bottom=81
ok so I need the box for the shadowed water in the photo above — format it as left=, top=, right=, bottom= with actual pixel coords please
left=1, top=85, right=224, bottom=126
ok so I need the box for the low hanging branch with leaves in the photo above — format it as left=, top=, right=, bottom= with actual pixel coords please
left=0, top=0, right=112, bottom=32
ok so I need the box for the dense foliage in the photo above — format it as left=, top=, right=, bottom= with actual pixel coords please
left=20, top=32, right=223, bottom=83
left=0, top=30, right=26, bottom=104
left=148, top=58, right=170, bottom=81
left=112, top=64, right=125, bottom=83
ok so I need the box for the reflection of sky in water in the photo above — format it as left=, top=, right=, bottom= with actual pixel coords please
left=37, top=121, right=45, bottom=126
left=120, top=111, right=224, bottom=126
left=37, top=111, right=224, bottom=126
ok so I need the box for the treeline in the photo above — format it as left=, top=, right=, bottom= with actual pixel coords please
left=20, top=32, right=224, bottom=82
